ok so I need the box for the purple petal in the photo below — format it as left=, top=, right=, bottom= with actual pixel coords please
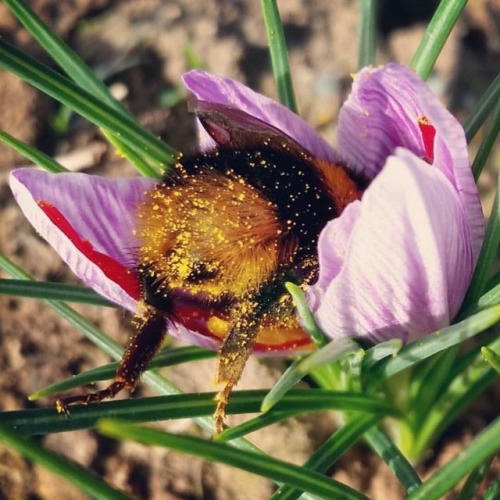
left=308, top=149, right=475, bottom=343
left=182, top=70, right=339, bottom=163
left=306, top=200, right=361, bottom=312
left=9, top=168, right=309, bottom=354
left=9, top=168, right=155, bottom=311
left=338, top=63, right=484, bottom=262
left=338, top=64, right=425, bottom=177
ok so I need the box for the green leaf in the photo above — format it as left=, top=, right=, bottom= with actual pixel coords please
left=481, top=346, right=500, bottom=375
left=484, top=478, right=500, bottom=500
left=286, top=282, right=327, bottom=347
left=357, top=0, right=377, bottom=68
left=0, top=130, right=67, bottom=173
left=367, top=304, right=500, bottom=386
left=457, top=457, right=494, bottom=500
left=101, top=128, right=162, bottom=178
left=216, top=411, right=302, bottom=442
left=409, top=346, right=460, bottom=430
left=184, top=43, right=204, bottom=70
left=0, top=390, right=397, bottom=436
left=0, top=423, right=131, bottom=500
left=407, top=417, right=500, bottom=500
left=478, top=281, right=500, bottom=310
left=0, top=39, right=173, bottom=173
left=464, top=72, right=500, bottom=142
left=99, top=420, right=367, bottom=500
left=2, top=0, right=165, bottom=177
left=362, top=339, right=402, bottom=374
left=261, top=338, right=361, bottom=412
left=462, top=176, right=500, bottom=312
left=3, top=0, right=132, bottom=119
left=30, top=347, right=215, bottom=400
left=260, top=0, right=297, bottom=112
left=364, top=427, right=422, bottom=493
left=0, top=279, right=115, bottom=307
left=472, top=102, right=500, bottom=180
left=272, top=414, right=381, bottom=500
left=410, top=336, right=499, bottom=458
left=51, top=104, right=73, bottom=134
left=410, top=0, right=468, bottom=80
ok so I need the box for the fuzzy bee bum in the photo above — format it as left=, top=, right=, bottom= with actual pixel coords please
left=10, top=64, right=483, bottom=435
left=55, top=102, right=365, bottom=433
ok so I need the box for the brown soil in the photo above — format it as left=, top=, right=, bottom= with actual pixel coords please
left=0, top=1, right=498, bottom=498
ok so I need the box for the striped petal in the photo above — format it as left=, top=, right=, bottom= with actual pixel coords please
left=337, top=63, right=484, bottom=262
left=308, top=149, right=475, bottom=343
left=9, top=168, right=155, bottom=311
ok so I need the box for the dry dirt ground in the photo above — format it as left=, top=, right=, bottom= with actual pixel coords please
left=0, top=1, right=499, bottom=498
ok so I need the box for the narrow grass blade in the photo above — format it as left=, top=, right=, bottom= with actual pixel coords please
left=407, top=417, right=500, bottom=500
left=362, top=339, right=402, bottom=373
left=216, top=411, right=301, bottom=442
left=0, top=279, right=115, bottom=307
left=365, top=427, right=422, bottom=493
left=261, top=338, right=360, bottom=412
left=286, top=282, right=327, bottom=347
left=357, top=0, right=377, bottom=69
left=184, top=43, right=204, bottom=70
left=0, top=39, right=175, bottom=170
left=481, top=346, right=500, bottom=374
left=101, top=129, right=160, bottom=178
left=260, top=0, right=297, bottom=112
left=484, top=478, right=500, bottom=500
left=477, top=282, right=500, bottom=310
left=0, top=130, right=67, bottom=173
left=462, top=176, right=500, bottom=312
left=30, top=347, right=215, bottom=400
left=3, top=0, right=132, bottom=119
left=0, top=390, right=398, bottom=436
left=3, top=0, right=166, bottom=176
left=368, top=304, right=500, bottom=386
left=411, top=340, right=498, bottom=458
left=464, top=72, right=500, bottom=142
left=99, top=420, right=367, bottom=500
left=410, top=346, right=460, bottom=430
left=410, top=0, right=468, bottom=80
left=457, top=457, right=494, bottom=500
left=472, top=102, right=500, bottom=180
left=0, top=423, right=131, bottom=500
left=272, top=414, right=381, bottom=500
left=0, top=255, right=129, bottom=358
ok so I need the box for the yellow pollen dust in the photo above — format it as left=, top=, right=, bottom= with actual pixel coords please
left=136, top=170, right=285, bottom=299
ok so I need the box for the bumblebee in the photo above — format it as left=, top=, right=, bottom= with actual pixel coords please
left=57, top=102, right=364, bottom=433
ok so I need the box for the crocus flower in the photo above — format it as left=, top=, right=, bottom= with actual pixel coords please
left=9, top=63, right=484, bottom=351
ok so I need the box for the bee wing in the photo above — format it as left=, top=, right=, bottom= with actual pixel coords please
left=189, top=99, right=313, bottom=161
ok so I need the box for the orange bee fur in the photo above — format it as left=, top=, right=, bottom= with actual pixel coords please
left=56, top=104, right=365, bottom=433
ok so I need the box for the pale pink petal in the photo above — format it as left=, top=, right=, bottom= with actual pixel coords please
left=309, top=149, right=474, bottom=343
left=9, top=168, right=155, bottom=311
left=338, top=63, right=484, bottom=263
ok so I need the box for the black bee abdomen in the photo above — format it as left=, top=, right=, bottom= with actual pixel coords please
left=169, top=146, right=338, bottom=249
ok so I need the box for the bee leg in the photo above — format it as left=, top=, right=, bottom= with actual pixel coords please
left=56, top=303, right=167, bottom=414
left=214, top=320, right=259, bottom=434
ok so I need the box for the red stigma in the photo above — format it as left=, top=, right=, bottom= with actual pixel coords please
left=38, top=201, right=141, bottom=300
left=418, top=116, right=436, bottom=163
